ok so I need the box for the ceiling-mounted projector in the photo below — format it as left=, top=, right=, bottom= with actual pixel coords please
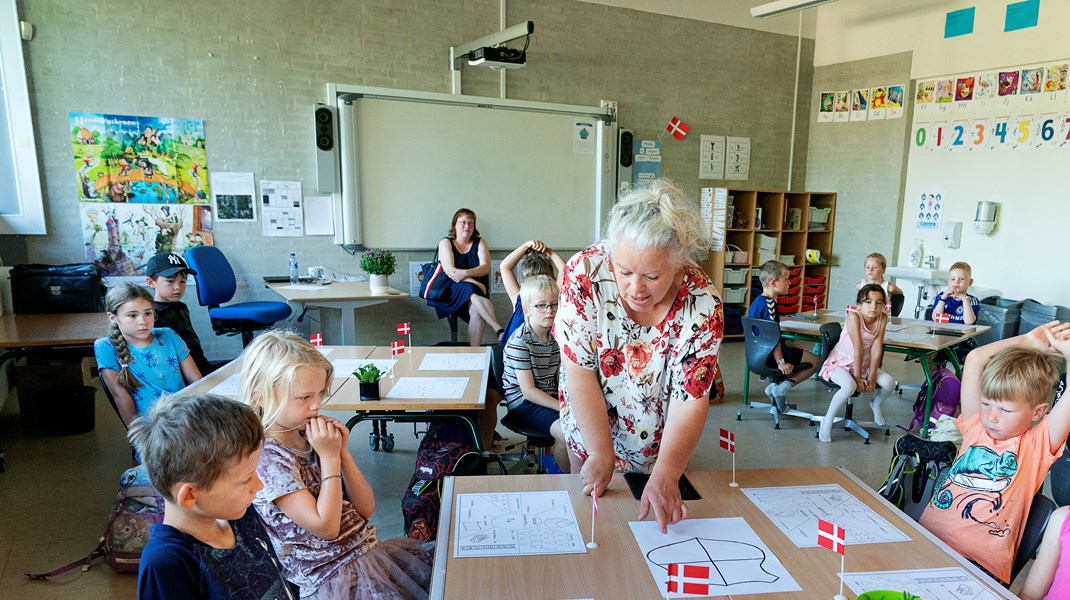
left=468, top=46, right=526, bottom=69
left=751, top=0, right=840, bottom=18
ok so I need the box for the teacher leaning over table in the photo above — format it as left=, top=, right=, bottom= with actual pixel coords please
left=555, top=179, right=724, bottom=534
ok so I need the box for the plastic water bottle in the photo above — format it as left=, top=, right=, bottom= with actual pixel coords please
left=289, top=252, right=299, bottom=283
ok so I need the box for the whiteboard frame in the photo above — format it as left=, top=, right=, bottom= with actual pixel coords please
left=326, top=83, right=616, bottom=250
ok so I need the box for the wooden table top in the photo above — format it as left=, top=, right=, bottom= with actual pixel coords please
left=0, top=312, right=106, bottom=348
left=329, top=346, right=489, bottom=412
left=265, top=280, right=408, bottom=303
left=781, top=309, right=990, bottom=352
left=435, top=467, right=1010, bottom=599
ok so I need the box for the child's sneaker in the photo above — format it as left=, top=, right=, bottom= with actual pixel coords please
left=542, top=455, right=563, bottom=474
left=765, top=383, right=788, bottom=412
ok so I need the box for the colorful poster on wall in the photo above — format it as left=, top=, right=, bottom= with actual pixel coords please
left=834, top=90, right=850, bottom=122
left=886, top=85, right=905, bottom=119
left=868, top=86, right=887, bottom=120
left=69, top=112, right=210, bottom=204
left=818, top=92, right=834, bottom=122
left=850, top=88, right=868, bottom=121
left=915, top=190, right=943, bottom=230
left=81, top=203, right=213, bottom=276
left=633, top=140, right=661, bottom=188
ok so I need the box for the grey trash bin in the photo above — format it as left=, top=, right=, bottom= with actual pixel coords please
left=975, top=297, right=1023, bottom=346
left=1018, top=300, right=1070, bottom=335
left=36, top=385, right=96, bottom=436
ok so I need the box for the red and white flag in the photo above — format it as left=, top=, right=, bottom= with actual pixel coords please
left=592, top=487, right=599, bottom=518
left=817, top=519, right=846, bottom=555
left=885, top=301, right=893, bottom=313
left=666, top=116, right=689, bottom=140
left=719, top=428, right=735, bottom=453
left=391, top=340, right=405, bottom=355
left=934, top=313, right=951, bottom=324
left=667, top=563, right=711, bottom=595
left=397, top=322, right=411, bottom=335
left=845, top=305, right=858, bottom=314
left=309, top=333, right=323, bottom=347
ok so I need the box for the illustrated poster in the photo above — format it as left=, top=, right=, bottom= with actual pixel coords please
left=81, top=203, right=213, bottom=276
left=916, top=189, right=944, bottom=230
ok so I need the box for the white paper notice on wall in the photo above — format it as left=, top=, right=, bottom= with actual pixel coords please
left=304, top=195, right=334, bottom=235
left=725, top=137, right=751, bottom=180
left=915, top=188, right=944, bottom=230
left=573, top=121, right=595, bottom=153
left=260, top=180, right=304, bottom=237
left=698, top=134, right=725, bottom=179
left=700, top=187, right=727, bottom=252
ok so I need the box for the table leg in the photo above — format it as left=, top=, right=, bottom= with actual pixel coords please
left=339, top=308, right=358, bottom=345
left=345, top=412, right=485, bottom=454
left=742, top=362, right=750, bottom=405
left=919, top=355, right=937, bottom=437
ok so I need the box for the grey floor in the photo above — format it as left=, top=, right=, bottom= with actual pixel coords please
left=0, top=341, right=1027, bottom=598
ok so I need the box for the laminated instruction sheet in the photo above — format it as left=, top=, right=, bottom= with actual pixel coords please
left=842, top=567, right=1001, bottom=600
left=453, top=491, right=586, bottom=558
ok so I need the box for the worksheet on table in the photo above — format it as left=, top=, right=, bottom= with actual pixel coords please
left=842, top=567, right=1001, bottom=600
left=419, top=353, right=486, bottom=371
left=386, top=376, right=468, bottom=399
left=331, top=359, right=398, bottom=377
left=453, top=491, right=586, bottom=558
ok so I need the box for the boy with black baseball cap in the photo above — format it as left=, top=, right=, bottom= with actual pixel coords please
left=144, top=252, right=213, bottom=374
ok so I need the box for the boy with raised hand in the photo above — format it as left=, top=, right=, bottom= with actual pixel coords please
left=746, top=260, right=817, bottom=411
left=931, top=260, right=979, bottom=325
left=144, top=252, right=213, bottom=374
left=130, top=393, right=294, bottom=600
left=919, top=321, right=1070, bottom=584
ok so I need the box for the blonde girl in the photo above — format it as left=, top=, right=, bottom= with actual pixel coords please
left=94, top=283, right=201, bottom=427
left=240, top=330, right=431, bottom=599
left=856, top=252, right=903, bottom=298
left=816, top=284, right=895, bottom=442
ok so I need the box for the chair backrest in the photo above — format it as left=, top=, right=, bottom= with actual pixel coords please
left=183, top=246, right=237, bottom=307
left=1012, top=493, right=1057, bottom=582
left=741, top=317, right=783, bottom=378
left=98, top=378, right=127, bottom=430
left=891, top=293, right=905, bottom=317
left=814, top=322, right=842, bottom=389
left=491, top=343, right=505, bottom=387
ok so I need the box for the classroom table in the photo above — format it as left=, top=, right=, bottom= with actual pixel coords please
left=265, top=280, right=409, bottom=345
left=430, top=467, right=1012, bottom=599
left=743, top=310, right=989, bottom=437
left=333, top=346, right=491, bottom=453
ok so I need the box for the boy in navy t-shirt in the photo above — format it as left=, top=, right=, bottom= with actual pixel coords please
left=130, top=394, right=293, bottom=600
left=747, top=261, right=817, bottom=411
left=930, top=261, right=979, bottom=324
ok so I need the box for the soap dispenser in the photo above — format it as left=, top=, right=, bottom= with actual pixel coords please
left=909, top=240, right=922, bottom=268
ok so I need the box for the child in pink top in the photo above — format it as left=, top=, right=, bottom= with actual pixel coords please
left=918, top=321, right=1070, bottom=584
left=816, top=284, right=894, bottom=442
left=1021, top=506, right=1070, bottom=599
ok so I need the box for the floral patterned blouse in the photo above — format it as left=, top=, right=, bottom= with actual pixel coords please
left=555, top=242, right=724, bottom=473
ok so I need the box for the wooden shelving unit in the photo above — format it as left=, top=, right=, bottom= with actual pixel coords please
left=701, top=188, right=837, bottom=338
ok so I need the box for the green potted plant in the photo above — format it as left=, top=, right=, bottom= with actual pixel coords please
left=360, top=248, right=396, bottom=294
left=354, top=364, right=383, bottom=400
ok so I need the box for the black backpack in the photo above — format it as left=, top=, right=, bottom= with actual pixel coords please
left=877, top=434, right=957, bottom=521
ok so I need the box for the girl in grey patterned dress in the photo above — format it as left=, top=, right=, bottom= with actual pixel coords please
left=239, top=331, right=432, bottom=599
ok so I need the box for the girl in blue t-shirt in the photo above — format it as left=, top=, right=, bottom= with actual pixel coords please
left=95, top=283, right=201, bottom=427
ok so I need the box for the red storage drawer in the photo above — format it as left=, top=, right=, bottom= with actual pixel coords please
left=785, top=286, right=801, bottom=297
left=777, top=295, right=799, bottom=306
left=780, top=305, right=799, bottom=315
left=787, top=276, right=802, bottom=287
left=803, top=275, right=828, bottom=285
left=803, top=285, right=826, bottom=295
left=788, top=267, right=802, bottom=278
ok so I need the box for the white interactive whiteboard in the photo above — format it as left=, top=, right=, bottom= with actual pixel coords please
left=331, top=85, right=615, bottom=250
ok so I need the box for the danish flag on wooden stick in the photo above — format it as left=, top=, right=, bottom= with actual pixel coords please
left=309, top=333, right=322, bottom=347
left=817, top=519, right=846, bottom=555
left=934, top=313, right=951, bottom=324
left=397, top=322, right=411, bottom=335
left=845, top=305, right=858, bottom=314
left=719, top=428, right=735, bottom=453
left=667, top=563, right=711, bottom=595
left=666, top=116, right=689, bottom=140
left=391, top=341, right=405, bottom=355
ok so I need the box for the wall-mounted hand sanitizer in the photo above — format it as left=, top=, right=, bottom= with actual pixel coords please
left=942, top=221, right=962, bottom=249
left=909, top=240, right=922, bottom=267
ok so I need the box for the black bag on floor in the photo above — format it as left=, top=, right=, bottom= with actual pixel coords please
left=11, top=263, right=105, bottom=314
left=877, top=434, right=957, bottom=521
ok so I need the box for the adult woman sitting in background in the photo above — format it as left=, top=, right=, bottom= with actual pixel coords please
left=556, top=179, right=724, bottom=533
left=430, top=208, right=504, bottom=347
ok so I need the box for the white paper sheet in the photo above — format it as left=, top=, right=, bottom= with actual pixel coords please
left=331, top=359, right=398, bottom=378
left=742, top=484, right=910, bottom=547
left=210, top=172, right=256, bottom=221
left=842, top=567, right=1001, bottom=600
left=699, top=134, right=726, bottom=179
left=278, top=284, right=331, bottom=291
left=629, top=517, right=801, bottom=597
left=210, top=373, right=240, bottom=397
left=304, top=195, right=335, bottom=235
left=385, top=376, right=468, bottom=399
left=260, top=179, right=304, bottom=236
left=453, top=491, right=587, bottom=558
left=418, top=353, right=486, bottom=371
left=725, top=136, right=751, bottom=180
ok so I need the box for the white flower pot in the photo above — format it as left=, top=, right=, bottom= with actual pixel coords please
left=369, top=273, right=390, bottom=294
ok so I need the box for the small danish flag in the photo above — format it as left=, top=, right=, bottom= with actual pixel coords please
left=309, top=333, right=322, bottom=347
left=845, top=305, right=858, bottom=314
left=390, top=340, right=405, bottom=355
left=666, top=116, right=689, bottom=140
left=719, top=428, right=735, bottom=453
left=934, top=313, right=951, bottom=324
left=667, top=563, right=711, bottom=595
left=397, top=322, right=411, bottom=335
left=817, top=518, right=846, bottom=555
left=885, top=301, right=893, bottom=313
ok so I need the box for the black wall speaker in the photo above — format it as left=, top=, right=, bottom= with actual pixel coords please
left=619, top=129, right=633, bottom=167
left=617, top=128, right=634, bottom=194
left=314, top=104, right=338, bottom=193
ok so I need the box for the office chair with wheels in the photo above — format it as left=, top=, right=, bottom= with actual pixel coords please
left=736, top=317, right=815, bottom=429
left=491, top=344, right=554, bottom=473
left=183, top=246, right=292, bottom=347
left=812, top=322, right=889, bottom=444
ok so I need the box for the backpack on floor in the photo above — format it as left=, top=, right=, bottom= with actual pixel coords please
left=903, top=366, right=961, bottom=432
left=26, top=465, right=165, bottom=580
left=401, top=424, right=485, bottom=542
left=878, top=434, right=957, bottom=521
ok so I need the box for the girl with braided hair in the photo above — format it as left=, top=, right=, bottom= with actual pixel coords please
left=95, top=283, right=201, bottom=427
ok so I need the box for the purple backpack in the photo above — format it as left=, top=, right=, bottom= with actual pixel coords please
left=904, top=366, right=961, bottom=432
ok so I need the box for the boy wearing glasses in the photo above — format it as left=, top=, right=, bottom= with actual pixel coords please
left=501, top=275, right=569, bottom=472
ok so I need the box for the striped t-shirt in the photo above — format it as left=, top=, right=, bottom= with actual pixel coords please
left=501, top=323, right=560, bottom=411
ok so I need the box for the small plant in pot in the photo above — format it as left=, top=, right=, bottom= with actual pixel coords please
left=354, top=364, right=383, bottom=400
left=360, top=248, right=396, bottom=294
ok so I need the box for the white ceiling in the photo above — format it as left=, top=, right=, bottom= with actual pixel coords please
left=575, top=0, right=818, bottom=39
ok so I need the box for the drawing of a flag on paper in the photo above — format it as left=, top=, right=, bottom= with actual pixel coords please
left=719, top=428, right=735, bottom=453
left=817, top=519, right=845, bottom=555
left=666, top=116, right=689, bottom=140
left=667, top=563, right=711, bottom=595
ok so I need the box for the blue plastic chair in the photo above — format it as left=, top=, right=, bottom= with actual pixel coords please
left=183, top=246, right=292, bottom=346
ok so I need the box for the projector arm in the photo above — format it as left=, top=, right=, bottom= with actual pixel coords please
left=448, top=21, right=534, bottom=93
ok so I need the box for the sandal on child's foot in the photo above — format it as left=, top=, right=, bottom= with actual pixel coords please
left=496, top=328, right=505, bottom=342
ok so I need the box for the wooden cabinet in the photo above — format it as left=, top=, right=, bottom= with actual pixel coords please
left=701, top=188, right=837, bottom=338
